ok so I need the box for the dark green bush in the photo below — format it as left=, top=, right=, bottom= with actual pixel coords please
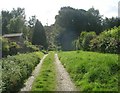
left=9, top=42, right=20, bottom=55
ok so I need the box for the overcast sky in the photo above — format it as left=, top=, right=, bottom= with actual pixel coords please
left=0, top=0, right=119, bottom=26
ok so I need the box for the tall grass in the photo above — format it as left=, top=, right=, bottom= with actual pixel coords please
left=58, top=51, right=119, bottom=91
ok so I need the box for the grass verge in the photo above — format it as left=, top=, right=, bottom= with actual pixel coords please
left=58, top=51, right=119, bottom=91
left=31, top=52, right=56, bottom=91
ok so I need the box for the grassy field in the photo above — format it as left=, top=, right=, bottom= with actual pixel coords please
left=58, top=51, right=119, bottom=91
left=31, top=52, right=56, bottom=91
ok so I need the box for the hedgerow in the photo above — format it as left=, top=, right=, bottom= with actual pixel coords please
left=0, top=52, right=44, bottom=93
left=75, top=26, right=120, bottom=54
left=90, top=26, right=120, bottom=54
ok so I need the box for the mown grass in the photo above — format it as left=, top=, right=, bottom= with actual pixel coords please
left=31, top=52, right=56, bottom=91
left=58, top=51, right=119, bottom=92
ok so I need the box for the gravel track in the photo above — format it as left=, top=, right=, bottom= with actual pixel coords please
left=20, top=54, right=48, bottom=92
left=54, top=53, right=77, bottom=91
left=19, top=53, right=77, bottom=92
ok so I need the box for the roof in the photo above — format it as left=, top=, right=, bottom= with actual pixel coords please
left=3, top=33, right=23, bottom=38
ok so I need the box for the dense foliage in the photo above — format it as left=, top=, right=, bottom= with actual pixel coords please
left=80, top=31, right=96, bottom=51
left=90, top=26, right=120, bottom=54
left=58, top=51, right=119, bottom=91
left=1, top=37, right=40, bottom=57
left=23, top=40, right=39, bottom=52
left=1, top=37, right=20, bottom=57
left=2, top=8, right=26, bottom=35
left=1, top=8, right=44, bottom=58
left=53, top=7, right=120, bottom=50
left=74, top=26, right=120, bottom=54
left=55, top=7, right=103, bottom=34
left=2, top=8, right=48, bottom=50
left=0, top=52, right=44, bottom=93
left=2, top=7, right=120, bottom=51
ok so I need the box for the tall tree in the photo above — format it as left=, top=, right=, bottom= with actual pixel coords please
left=86, top=7, right=103, bottom=34
left=11, top=8, right=25, bottom=18
left=32, top=20, right=47, bottom=49
left=54, top=7, right=103, bottom=50
left=2, top=8, right=27, bottom=35
left=7, top=16, right=25, bottom=33
left=28, top=15, right=36, bottom=28
left=8, top=8, right=26, bottom=33
left=27, top=15, right=37, bottom=41
left=102, top=17, right=120, bottom=30
left=2, top=10, right=12, bottom=34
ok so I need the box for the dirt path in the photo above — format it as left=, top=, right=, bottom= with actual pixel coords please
left=54, top=53, right=77, bottom=91
left=20, top=54, right=48, bottom=92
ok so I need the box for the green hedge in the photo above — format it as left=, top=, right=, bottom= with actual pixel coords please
left=0, top=52, right=44, bottom=93
left=90, top=26, right=120, bottom=54
left=76, top=26, right=120, bottom=54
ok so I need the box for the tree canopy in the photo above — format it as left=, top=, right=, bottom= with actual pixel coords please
left=55, top=7, right=103, bottom=34
left=1, top=7, right=120, bottom=51
left=53, top=6, right=120, bottom=50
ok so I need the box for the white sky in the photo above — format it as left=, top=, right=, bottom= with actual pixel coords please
left=0, top=0, right=119, bottom=26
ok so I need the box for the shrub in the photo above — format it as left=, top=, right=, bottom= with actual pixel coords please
left=82, top=32, right=96, bottom=51
left=9, top=42, right=20, bottom=55
left=1, top=37, right=10, bottom=57
left=90, top=26, right=120, bottom=54
left=1, top=37, right=21, bottom=57
left=23, top=40, right=39, bottom=52
left=1, top=38, right=39, bottom=57
left=0, top=52, right=43, bottom=93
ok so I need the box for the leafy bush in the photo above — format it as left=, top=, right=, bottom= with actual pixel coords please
left=1, top=38, right=39, bottom=57
left=0, top=52, right=44, bottom=93
left=23, top=40, right=39, bottom=52
left=9, top=42, right=20, bottom=55
left=74, top=31, right=96, bottom=51
left=76, top=26, right=120, bottom=54
left=90, top=26, right=120, bottom=54
left=1, top=37, right=21, bottom=57
left=81, top=31, right=96, bottom=51
left=1, top=37, right=10, bottom=57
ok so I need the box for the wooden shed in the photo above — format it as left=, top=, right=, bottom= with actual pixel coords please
left=3, top=33, right=24, bottom=46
